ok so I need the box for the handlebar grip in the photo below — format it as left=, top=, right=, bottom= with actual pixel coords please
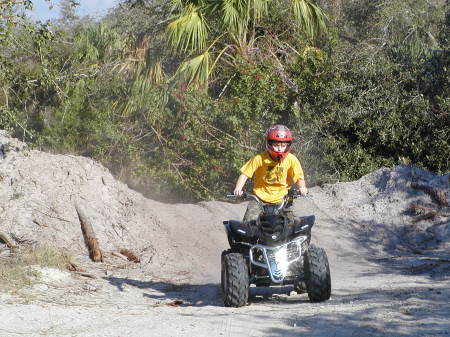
left=290, top=192, right=312, bottom=198
left=226, top=192, right=249, bottom=198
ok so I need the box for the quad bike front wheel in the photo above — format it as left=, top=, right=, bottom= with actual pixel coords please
left=304, top=244, right=331, bottom=302
left=221, top=250, right=249, bottom=307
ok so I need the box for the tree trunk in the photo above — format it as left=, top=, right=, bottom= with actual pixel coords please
left=75, top=203, right=103, bottom=262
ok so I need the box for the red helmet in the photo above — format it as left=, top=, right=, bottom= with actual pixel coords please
left=266, top=125, right=293, bottom=162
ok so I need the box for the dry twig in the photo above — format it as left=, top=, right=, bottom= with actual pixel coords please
left=75, top=272, right=97, bottom=279
left=119, top=249, right=140, bottom=263
left=111, top=251, right=130, bottom=261
left=410, top=203, right=437, bottom=215
left=411, top=183, right=448, bottom=207
left=0, top=231, right=16, bottom=248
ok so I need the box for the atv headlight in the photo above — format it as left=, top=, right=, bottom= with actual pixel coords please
left=266, top=246, right=288, bottom=281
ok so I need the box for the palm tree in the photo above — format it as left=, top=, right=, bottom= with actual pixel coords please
left=166, top=0, right=327, bottom=86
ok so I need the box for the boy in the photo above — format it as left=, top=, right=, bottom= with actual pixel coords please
left=233, top=124, right=308, bottom=221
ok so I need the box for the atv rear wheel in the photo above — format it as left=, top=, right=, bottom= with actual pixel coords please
left=221, top=250, right=249, bottom=307
left=304, top=244, right=331, bottom=302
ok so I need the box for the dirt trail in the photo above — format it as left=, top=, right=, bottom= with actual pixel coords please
left=0, top=131, right=449, bottom=337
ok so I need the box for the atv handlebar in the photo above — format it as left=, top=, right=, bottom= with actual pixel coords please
left=226, top=191, right=311, bottom=210
left=226, top=191, right=310, bottom=199
left=226, top=192, right=260, bottom=201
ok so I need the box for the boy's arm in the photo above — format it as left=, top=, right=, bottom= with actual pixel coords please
left=291, top=155, right=307, bottom=195
left=295, top=178, right=308, bottom=195
left=234, top=173, right=249, bottom=196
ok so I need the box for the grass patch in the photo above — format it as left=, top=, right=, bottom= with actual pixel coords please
left=0, top=244, right=73, bottom=293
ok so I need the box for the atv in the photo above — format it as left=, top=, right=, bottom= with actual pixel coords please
left=221, top=191, right=331, bottom=307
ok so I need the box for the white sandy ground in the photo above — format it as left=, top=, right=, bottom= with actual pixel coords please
left=0, top=131, right=449, bottom=337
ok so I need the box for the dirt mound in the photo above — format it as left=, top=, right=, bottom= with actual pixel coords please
left=0, top=131, right=244, bottom=283
left=1, top=130, right=449, bottom=283
left=317, top=166, right=449, bottom=253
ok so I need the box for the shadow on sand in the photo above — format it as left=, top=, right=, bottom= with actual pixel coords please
left=102, top=276, right=222, bottom=306
left=102, top=276, right=314, bottom=307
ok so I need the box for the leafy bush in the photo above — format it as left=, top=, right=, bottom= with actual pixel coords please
left=287, top=0, right=449, bottom=184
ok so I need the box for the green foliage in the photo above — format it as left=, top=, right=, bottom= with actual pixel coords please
left=116, top=62, right=291, bottom=199
left=0, top=1, right=33, bottom=45
left=288, top=0, right=449, bottom=183
left=166, top=0, right=328, bottom=86
left=228, top=62, right=290, bottom=123
left=74, top=23, right=124, bottom=63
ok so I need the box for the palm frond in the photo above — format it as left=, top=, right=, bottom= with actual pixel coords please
left=167, top=4, right=208, bottom=52
left=177, top=51, right=211, bottom=86
left=74, top=23, right=123, bottom=62
left=250, top=0, right=269, bottom=22
left=147, top=61, right=165, bottom=84
left=170, top=0, right=184, bottom=12
left=122, top=64, right=168, bottom=118
left=221, top=0, right=244, bottom=33
left=290, top=0, right=327, bottom=39
left=219, top=0, right=268, bottom=32
left=170, top=0, right=206, bottom=11
left=210, top=45, right=231, bottom=73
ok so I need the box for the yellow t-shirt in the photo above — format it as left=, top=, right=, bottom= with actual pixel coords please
left=240, top=151, right=304, bottom=204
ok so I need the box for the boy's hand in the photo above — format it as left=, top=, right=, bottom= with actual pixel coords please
left=299, top=187, right=308, bottom=196
left=234, top=174, right=248, bottom=196
left=233, top=188, right=244, bottom=196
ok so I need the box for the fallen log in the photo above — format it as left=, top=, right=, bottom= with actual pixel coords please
left=75, top=203, right=103, bottom=262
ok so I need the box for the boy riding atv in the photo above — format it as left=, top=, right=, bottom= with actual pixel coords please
left=234, top=124, right=308, bottom=221
left=222, top=125, right=331, bottom=307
